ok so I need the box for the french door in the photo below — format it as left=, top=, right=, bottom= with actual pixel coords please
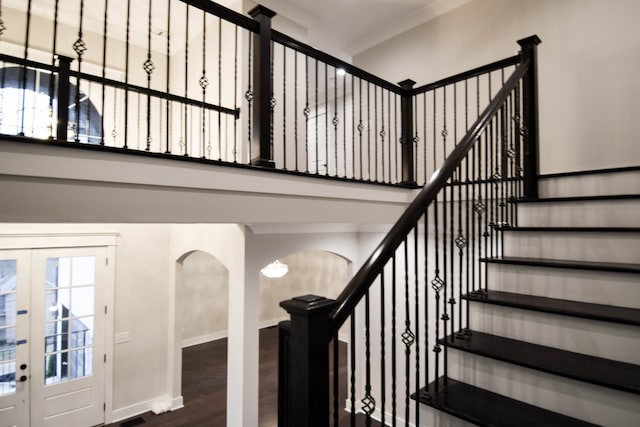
left=0, top=247, right=109, bottom=427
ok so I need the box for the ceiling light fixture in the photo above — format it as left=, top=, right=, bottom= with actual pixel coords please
left=261, top=260, right=289, bottom=278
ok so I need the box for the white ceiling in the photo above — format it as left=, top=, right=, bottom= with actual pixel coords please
left=254, top=0, right=472, bottom=60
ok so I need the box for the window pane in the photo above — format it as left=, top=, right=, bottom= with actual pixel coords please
left=71, top=316, right=93, bottom=348
left=45, top=288, right=70, bottom=321
left=71, top=257, right=95, bottom=287
left=0, top=259, right=17, bottom=397
left=70, top=286, right=94, bottom=317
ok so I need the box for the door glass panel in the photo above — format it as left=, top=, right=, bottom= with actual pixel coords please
left=0, top=259, right=17, bottom=397
left=44, top=256, right=95, bottom=386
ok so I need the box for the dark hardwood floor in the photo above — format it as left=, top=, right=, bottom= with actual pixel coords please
left=108, top=326, right=364, bottom=427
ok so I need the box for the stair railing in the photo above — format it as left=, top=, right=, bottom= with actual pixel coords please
left=279, top=35, right=541, bottom=427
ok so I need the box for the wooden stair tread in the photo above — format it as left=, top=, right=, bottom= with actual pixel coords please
left=462, top=290, right=640, bottom=326
left=415, top=377, right=597, bottom=427
left=482, top=256, right=640, bottom=274
left=440, top=331, right=640, bottom=395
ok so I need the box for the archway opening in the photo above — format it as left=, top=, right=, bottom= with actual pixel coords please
left=176, top=250, right=229, bottom=425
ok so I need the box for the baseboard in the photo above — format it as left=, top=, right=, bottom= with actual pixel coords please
left=181, top=330, right=228, bottom=348
left=540, top=165, right=640, bottom=179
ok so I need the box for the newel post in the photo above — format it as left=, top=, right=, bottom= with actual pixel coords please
left=249, top=5, right=276, bottom=167
left=518, top=35, right=542, bottom=199
left=399, top=79, right=417, bottom=187
left=56, top=56, right=73, bottom=142
left=279, top=295, right=338, bottom=427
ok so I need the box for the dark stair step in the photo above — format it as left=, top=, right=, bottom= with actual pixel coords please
left=414, top=376, right=597, bottom=427
left=514, top=194, right=640, bottom=203
left=497, top=225, right=640, bottom=233
left=462, top=290, right=640, bottom=326
left=440, top=330, right=640, bottom=395
left=482, top=256, right=640, bottom=274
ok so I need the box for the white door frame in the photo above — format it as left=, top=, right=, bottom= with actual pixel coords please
left=0, top=233, right=117, bottom=426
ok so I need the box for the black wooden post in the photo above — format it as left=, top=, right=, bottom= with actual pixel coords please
left=279, top=295, right=338, bottom=427
left=56, top=56, right=73, bottom=142
left=249, top=5, right=276, bottom=168
left=518, top=35, right=542, bottom=200
left=399, top=79, right=417, bottom=187
left=277, top=321, right=291, bottom=427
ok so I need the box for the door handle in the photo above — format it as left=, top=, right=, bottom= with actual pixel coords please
left=20, top=364, right=27, bottom=370
left=19, top=375, right=28, bottom=382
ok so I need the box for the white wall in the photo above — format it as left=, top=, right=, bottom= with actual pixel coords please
left=353, top=0, right=640, bottom=174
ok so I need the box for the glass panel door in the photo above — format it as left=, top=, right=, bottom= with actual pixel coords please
left=0, top=252, right=30, bottom=427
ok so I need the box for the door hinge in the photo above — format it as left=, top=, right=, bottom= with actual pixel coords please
left=105, top=306, right=108, bottom=315
left=104, top=354, right=107, bottom=363
left=106, top=258, right=109, bottom=266
left=104, top=402, right=106, bottom=412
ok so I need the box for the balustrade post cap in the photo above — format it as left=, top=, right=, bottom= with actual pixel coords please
left=248, top=5, right=277, bottom=19
left=280, top=294, right=338, bottom=316
left=517, top=35, right=542, bottom=47
left=55, top=55, right=74, bottom=63
left=398, top=79, right=417, bottom=89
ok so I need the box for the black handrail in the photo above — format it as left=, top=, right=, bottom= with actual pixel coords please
left=328, top=57, right=531, bottom=336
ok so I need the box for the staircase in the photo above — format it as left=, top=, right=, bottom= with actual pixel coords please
left=419, top=168, right=640, bottom=426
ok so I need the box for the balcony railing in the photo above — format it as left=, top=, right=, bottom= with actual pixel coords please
left=0, top=0, right=538, bottom=192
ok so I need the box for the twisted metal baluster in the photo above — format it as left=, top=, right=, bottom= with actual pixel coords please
left=233, top=24, right=238, bottom=161
left=362, top=290, right=375, bottom=426
left=402, top=237, right=414, bottom=424
left=199, top=11, right=208, bottom=158
left=144, top=0, right=154, bottom=151
left=245, top=33, right=253, bottom=161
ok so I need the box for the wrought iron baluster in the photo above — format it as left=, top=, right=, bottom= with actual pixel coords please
left=165, top=0, right=172, bottom=154
left=294, top=51, right=298, bottom=171
left=269, top=40, right=275, bottom=163
left=423, top=210, right=431, bottom=398
left=18, top=0, right=33, bottom=136
left=282, top=45, right=287, bottom=169
left=362, top=290, right=374, bottom=426
left=50, top=0, right=61, bottom=140
left=464, top=79, right=471, bottom=331
left=218, top=18, right=223, bottom=160
left=324, top=62, right=328, bottom=175
left=333, top=67, right=338, bottom=177
left=391, top=253, right=397, bottom=424
left=315, top=59, right=319, bottom=174
left=343, top=71, right=347, bottom=178
left=358, top=78, right=363, bottom=180
left=402, top=237, right=414, bottom=424
left=123, top=0, right=131, bottom=148
left=246, top=32, right=253, bottom=161
left=304, top=55, right=309, bottom=172
left=374, top=85, right=378, bottom=181
left=379, top=272, right=386, bottom=427
left=144, top=0, right=154, bottom=151
left=350, top=315, right=356, bottom=426
left=352, top=75, right=355, bottom=178
left=332, top=333, right=339, bottom=427
left=366, top=82, right=371, bottom=180
left=233, top=24, right=238, bottom=162
left=413, top=225, right=420, bottom=425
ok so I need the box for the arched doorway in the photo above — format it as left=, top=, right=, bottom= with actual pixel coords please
left=175, top=250, right=229, bottom=424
